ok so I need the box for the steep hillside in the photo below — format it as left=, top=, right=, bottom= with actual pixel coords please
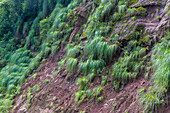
left=0, top=0, right=169, bottom=113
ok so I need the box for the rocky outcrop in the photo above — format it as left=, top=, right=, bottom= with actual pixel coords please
left=130, top=0, right=162, bottom=8
left=113, top=0, right=169, bottom=40
left=155, top=0, right=170, bottom=36
left=69, top=2, right=91, bottom=42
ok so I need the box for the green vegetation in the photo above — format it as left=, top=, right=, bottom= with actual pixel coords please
left=0, top=0, right=84, bottom=112
left=138, top=37, right=170, bottom=112
left=0, top=0, right=169, bottom=112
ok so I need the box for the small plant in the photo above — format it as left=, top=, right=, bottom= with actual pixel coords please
left=113, top=81, right=120, bottom=90
left=79, top=111, right=86, bottom=113
left=97, top=96, right=103, bottom=102
left=32, top=84, right=40, bottom=92
left=118, top=5, right=126, bottom=14
left=58, top=58, right=66, bottom=70
left=112, top=104, right=117, bottom=110
left=67, top=45, right=81, bottom=58
left=86, top=89, right=92, bottom=98
left=76, top=77, right=88, bottom=90
left=26, top=87, right=34, bottom=109
left=74, top=90, right=86, bottom=105
left=57, top=99, right=61, bottom=104
left=32, top=73, right=37, bottom=79
left=51, top=45, right=59, bottom=56
left=127, top=8, right=136, bottom=16
left=101, top=76, right=107, bottom=86
left=88, top=73, right=95, bottom=82
left=112, top=12, right=120, bottom=21
left=78, top=59, right=104, bottom=75
left=138, top=87, right=164, bottom=112
left=93, top=86, right=103, bottom=97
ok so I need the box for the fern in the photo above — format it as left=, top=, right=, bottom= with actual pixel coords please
left=86, top=89, right=92, bottom=98
left=0, top=98, right=13, bottom=113
left=112, top=47, right=145, bottom=85
left=126, top=40, right=137, bottom=51
left=101, top=76, right=107, bottom=86
left=78, top=59, right=104, bottom=75
left=7, top=84, right=16, bottom=93
left=18, top=57, right=31, bottom=64
left=101, top=1, right=114, bottom=20
left=118, top=5, right=126, bottom=14
left=150, top=37, right=169, bottom=96
left=58, top=22, right=66, bottom=31
left=44, top=46, right=51, bottom=58
left=127, top=8, right=136, bottom=16
left=51, top=45, right=59, bottom=56
left=86, top=36, right=118, bottom=63
left=66, top=57, right=78, bottom=73
left=47, top=31, right=58, bottom=41
left=107, top=44, right=118, bottom=63
left=94, top=5, right=103, bottom=21
left=19, top=75, right=26, bottom=85
left=1, top=77, right=10, bottom=88
left=93, top=86, right=103, bottom=97
left=88, top=73, right=95, bottom=82
left=29, top=60, right=39, bottom=70
left=85, top=36, right=104, bottom=56
left=67, top=45, right=81, bottom=58
left=74, top=90, right=86, bottom=105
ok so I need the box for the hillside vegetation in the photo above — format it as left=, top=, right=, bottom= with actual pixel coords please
left=0, top=0, right=169, bottom=112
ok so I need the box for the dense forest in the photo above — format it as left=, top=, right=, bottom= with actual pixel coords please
left=0, top=0, right=169, bottom=112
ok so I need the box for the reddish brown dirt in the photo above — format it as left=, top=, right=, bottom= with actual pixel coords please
left=12, top=54, right=149, bottom=113
left=76, top=77, right=150, bottom=113
left=11, top=45, right=170, bottom=113
left=12, top=51, right=170, bottom=113
left=12, top=59, right=170, bottom=113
